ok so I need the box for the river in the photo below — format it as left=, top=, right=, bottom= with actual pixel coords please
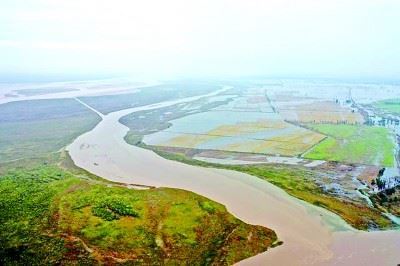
left=67, top=90, right=400, bottom=265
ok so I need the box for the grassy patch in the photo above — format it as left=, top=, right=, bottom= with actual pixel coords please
left=373, top=99, right=400, bottom=114
left=0, top=166, right=95, bottom=265
left=142, top=145, right=394, bottom=230
left=91, top=198, right=139, bottom=221
left=123, top=131, right=143, bottom=146
left=304, top=124, right=395, bottom=166
left=0, top=99, right=101, bottom=163
left=0, top=165, right=277, bottom=265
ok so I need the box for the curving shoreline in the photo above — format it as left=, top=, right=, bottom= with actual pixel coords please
left=67, top=91, right=400, bottom=265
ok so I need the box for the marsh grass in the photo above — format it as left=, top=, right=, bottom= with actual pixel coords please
left=0, top=99, right=101, bottom=163
left=0, top=164, right=277, bottom=265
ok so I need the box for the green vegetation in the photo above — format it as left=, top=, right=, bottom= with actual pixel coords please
left=79, top=82, right=221, bottom=114
left=373, top=99, right=400, bottom=114
left=123, top=131, right=143, bottom=146
left=370, top=186, right=400, bottom=217
left=91, top=198, right=140, bottom=221
left=0, top=166, right=94, bottom=265
left=140, top=145, right=394, bottom=230
left=303, top=124, right=395, bottom=166
left=0, top=163, right=277, bottom=265
left=226, top=165, right=393, bottom=230
left=0, top=99, right=101, bottom=162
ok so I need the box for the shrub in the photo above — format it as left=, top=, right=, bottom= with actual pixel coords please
left=92, top=199, right=139, bottom=221
left=92, top=205, right=119, bottom=221
left=198, top=201, right=216, bottom=214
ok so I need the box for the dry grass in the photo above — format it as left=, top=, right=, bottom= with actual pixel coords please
left=279, top=101, right=364, bottom=124
left=159, top=120, right=324, bottom=156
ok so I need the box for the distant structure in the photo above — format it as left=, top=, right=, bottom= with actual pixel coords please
left=345, top=88, right=353, bottom=104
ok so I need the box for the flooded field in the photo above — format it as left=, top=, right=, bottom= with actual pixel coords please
left=140, top=82, right=398, bottom=165
left=278, top=100, right=364, bottom=124
left=143, top=88, right=325, bottom=156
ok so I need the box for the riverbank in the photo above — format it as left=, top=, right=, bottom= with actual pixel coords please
left=1, top=163, right=279, bottom=265
left=138, top=145, right=394, bottom=230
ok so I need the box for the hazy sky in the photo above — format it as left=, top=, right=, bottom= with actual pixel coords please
left=1, top=0, right=400, bottom=80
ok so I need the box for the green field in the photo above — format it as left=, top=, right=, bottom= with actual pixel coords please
left=304, top=124, right=395, bottom=166
left=0, top=99, right=101, bottom=162
left=373, top=99, right=400, bottom=114
left=0, top=164, right=277, bottom=265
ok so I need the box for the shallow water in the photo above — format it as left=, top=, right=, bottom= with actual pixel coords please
left=143, top=106, right=319, bottom=155
left=0, top=79, right=159, bottom=104
left=67, top=89, right=400, bottom=265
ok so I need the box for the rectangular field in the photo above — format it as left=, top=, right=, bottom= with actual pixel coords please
left=303, top=124, right=395, bottom=166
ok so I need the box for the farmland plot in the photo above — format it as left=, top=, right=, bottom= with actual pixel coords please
left=143, top=91, right=325, bottom=156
